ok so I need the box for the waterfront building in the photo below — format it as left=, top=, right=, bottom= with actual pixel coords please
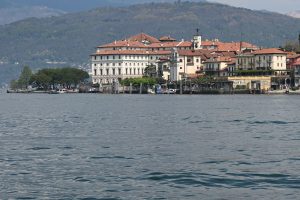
left=91, top=32, right=258, bottom=84
left=203, top=56, right=235, bottom=77
left=236, top=48, right=288, bottom=74
left=91, top=33, right=196, bottom=84
left=287, top=54, right=300, bottom=87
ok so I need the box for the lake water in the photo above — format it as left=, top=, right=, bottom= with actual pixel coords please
left=0, top=93, right=299, bottom=199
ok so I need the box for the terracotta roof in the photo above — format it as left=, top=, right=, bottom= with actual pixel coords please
left=92, top=49, right=171, bottom=56
left=287, top=53, right=300, bottom=59
left=291, top=60, right=300, bottom=66
left=177, top=49, right=210, bottom=56
left=253, top=48, right=287, bottom=55
left=99, top=40, right=146, bottom=48
left=148, top=41, right=192, bottom=48
left=159, top=36, right=177, bottom=42
left=127, top=33, right=160, bottom=43
left=201, top=40, right=257, bottom=52
left=203, top=56, right=233, bottom=63
left=216, top=42, right=257, bottom=52
left=201, top=41, right=221, bottom=46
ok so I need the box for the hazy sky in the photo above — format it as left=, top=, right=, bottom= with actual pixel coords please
left=208, top=0, right=299, bottom=13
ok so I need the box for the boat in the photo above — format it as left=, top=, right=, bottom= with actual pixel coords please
left=267, top=89, right=288, bottom=95
left=58, top=89, right=67, bottom=94
left=288, top=90, right=300, bottom=95
left=48, top=90, right=59, bottom=94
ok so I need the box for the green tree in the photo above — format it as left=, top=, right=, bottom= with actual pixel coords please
left=30, top=72, right=52, bottom=90
left=120, top=77, right=157, bottom=86
left=283, top=41, right=300, bottom=52
left=9, top=80, right=19, bottom=90
left=18, top=66, right=32, bottom=89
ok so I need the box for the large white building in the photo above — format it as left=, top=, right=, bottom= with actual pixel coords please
left=91, top=33, right=195, bottom=84
left=91, top=32, right=260, bottom=83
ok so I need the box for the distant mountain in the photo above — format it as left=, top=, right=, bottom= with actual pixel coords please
left=287, top=11, right=300, bottom=18
left=0, top=6, right=65, bottom=25
left=0, top=0, right=206, bottom=25
left=0, top=1, right=300, bottom=83
left=0, top=0, right=206, bottom=12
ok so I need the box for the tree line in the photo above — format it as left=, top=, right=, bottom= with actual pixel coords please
left=10, top=66, right=89, bottom=90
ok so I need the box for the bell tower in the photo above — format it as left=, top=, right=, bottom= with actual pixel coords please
left=193, top=28, right=202, bottom=50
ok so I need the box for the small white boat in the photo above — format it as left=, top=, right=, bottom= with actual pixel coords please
left=58, top=89, right=67, bottom=94
left=267, top=90, right=288, bottom=95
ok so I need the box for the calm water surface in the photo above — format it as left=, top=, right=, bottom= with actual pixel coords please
left=0, top=93, right=299, bottom=199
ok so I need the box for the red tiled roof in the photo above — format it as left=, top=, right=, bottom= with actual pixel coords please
left=99, top=40, right=146, bottom=48
left=201, top=40, right=257, bottom=52
left=127, top=33, right=160, bottom=43
left=177, top=49, right=211, bottom=56
left=201, top=41, right=221, bottom=46
left=287, top=53, right=300, bottom=59
left=216, top=42, right=257, bottom=52
left=148, top=41, right=192, bottom=48
left=291, top=60, right=300, bottom=66
left=253, top=48, right=287, bottom=55
left=203, top=56, right=233, bottom=63
left=92, top=49, right=171, bottom=56
left=159, top=36, right=177, bottom=42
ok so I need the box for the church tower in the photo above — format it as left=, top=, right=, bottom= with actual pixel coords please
left=193, top=28, right=202, bottom=50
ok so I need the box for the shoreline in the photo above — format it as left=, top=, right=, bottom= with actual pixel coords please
left=5, top=89, right=300, bottom=95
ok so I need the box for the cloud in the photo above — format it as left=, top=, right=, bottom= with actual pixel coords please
left=207, top=0, right=300, bottom=13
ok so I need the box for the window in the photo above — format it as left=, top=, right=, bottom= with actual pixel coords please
left=100, top=69, right=103, bottom=75
left=196, top=59, right=199, bottom=63
left=126, top=68, right=128, bottom=75
left=134, top=68, right=136, bottom=75
left=107, top=56, right=109, bottom=60
left=130, top=68, right=132, bottom=75
left=113, top=63, right=115, bottom=66
left=94, top=69, right=97, bottom=76
left=118, top=68, right=121, bottom=75
left=112, top=68, right=115, bottom=75
left=106, top=63, right=109, bottom=66
left=101, top=56, right=103, bottom=60
left=179, top=59, right=183, bottom=62
left=106, top=69, right=109, bottom=75
left=100, top=63, right=103, bottom=66
left=94, top=64, right=96, bottom=67
left=119, top=63, right=121, bottom=66
left=180, top=67, right=182, bottom=69
left=138, top=68, right=140, bottom=74
left=113, top=56, right=115, bottom=60
left=119, top=55, right=121, bottom=59
left=94, top=56, right=97, bottom=60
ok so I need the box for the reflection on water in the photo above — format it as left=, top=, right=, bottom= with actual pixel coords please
left=0, top=94, right=299, bottom=199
